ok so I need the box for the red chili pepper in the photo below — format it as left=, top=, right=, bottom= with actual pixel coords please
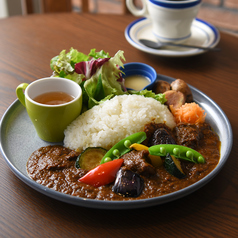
left=79, top=158, right=124, bottom=187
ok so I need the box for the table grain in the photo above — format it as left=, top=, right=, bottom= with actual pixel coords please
left=0, top=13, right=238, bottom=238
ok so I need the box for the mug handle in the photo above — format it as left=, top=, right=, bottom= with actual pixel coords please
left=126, top=0, right=148, bottom=17
left=16, top=83, right=29, bottom=107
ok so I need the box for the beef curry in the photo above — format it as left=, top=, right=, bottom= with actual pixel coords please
left=27, top=122, right=220, bottom=201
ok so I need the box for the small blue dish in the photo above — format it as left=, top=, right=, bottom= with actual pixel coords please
left=121, top=62, right=157, bottom=91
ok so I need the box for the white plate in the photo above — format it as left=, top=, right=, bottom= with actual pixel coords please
left=125, top=18, right=220, bottom=57
left=0, top=75, right=232, bottom=209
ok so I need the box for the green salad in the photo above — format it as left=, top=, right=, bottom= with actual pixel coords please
left=50, top=48, right=166, bottom=112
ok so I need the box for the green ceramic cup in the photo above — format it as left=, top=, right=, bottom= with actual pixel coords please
left=16, top=77, right=82, bottom=142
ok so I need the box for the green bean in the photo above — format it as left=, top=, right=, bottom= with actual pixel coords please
left=149, top=144, right=205, bottom=164
left=100, top=132, right=147, bottom=164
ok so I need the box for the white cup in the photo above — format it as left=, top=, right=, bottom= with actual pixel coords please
left=126, top=0, right=201, bottom=43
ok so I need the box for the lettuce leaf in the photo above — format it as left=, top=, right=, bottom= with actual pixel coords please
left=88, top=49, right=110, bottom=59
left=50, top=48, right=89, bottom=75
left=74, top=58, right=110, bottom=80
left=128, top=89, right=167, bottom=105
left=84, top=50, right=126, bottom=109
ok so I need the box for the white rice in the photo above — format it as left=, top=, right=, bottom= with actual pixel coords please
left=64, top=95, right=176, bottom=151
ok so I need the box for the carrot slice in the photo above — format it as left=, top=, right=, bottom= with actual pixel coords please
left=171, top=102, right=206, bottom=124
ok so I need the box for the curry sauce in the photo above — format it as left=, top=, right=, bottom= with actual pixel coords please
left=26, top=122, right=220, bottom=201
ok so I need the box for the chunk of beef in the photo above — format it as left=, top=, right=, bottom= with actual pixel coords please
left=196, top=122, right=220, bottom=147
left=175, top=124, right=203, bottom=149
left=121, top=150, right=156, bottom=177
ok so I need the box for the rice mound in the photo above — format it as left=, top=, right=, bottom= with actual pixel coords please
left=64, top=95, right=176, bottom=151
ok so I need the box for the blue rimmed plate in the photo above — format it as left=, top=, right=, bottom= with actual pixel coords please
left=125, top=18, right=220, bottom=57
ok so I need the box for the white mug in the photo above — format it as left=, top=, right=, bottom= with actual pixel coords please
left=126, top=0, right=201, bottom=43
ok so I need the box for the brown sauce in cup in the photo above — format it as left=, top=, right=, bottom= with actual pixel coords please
left=34, top=91, right=74, bottom=105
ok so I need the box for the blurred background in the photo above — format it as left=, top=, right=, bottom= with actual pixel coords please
left=0, top=0, right=237, bottom=36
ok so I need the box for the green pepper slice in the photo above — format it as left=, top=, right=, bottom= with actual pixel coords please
left=100, top=132, right=147, bottom=164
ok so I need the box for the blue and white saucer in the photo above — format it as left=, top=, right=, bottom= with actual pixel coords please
left=125, top=18, right=220, bottom=57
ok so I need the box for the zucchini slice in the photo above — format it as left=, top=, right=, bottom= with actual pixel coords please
left=164, top=153, right=186, bottom=179
left=75, top=147, right=107, bottom=171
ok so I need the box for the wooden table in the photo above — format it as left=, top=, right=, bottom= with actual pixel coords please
left=0, top=13, right=237, bottom=238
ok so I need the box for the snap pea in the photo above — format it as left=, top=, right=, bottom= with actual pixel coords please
left=100, top=132, right=147, bottom=164
left=149, top=144, right=205, bottom=164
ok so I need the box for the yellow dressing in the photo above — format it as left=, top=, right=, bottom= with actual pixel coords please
left=125, top=75, right=150, bottom=90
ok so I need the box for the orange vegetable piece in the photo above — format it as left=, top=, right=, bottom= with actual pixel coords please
left=170, top=102, right=206, bottom=124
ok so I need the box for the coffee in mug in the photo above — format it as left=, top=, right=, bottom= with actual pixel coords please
left=126, top=0, right=201, bottom=43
